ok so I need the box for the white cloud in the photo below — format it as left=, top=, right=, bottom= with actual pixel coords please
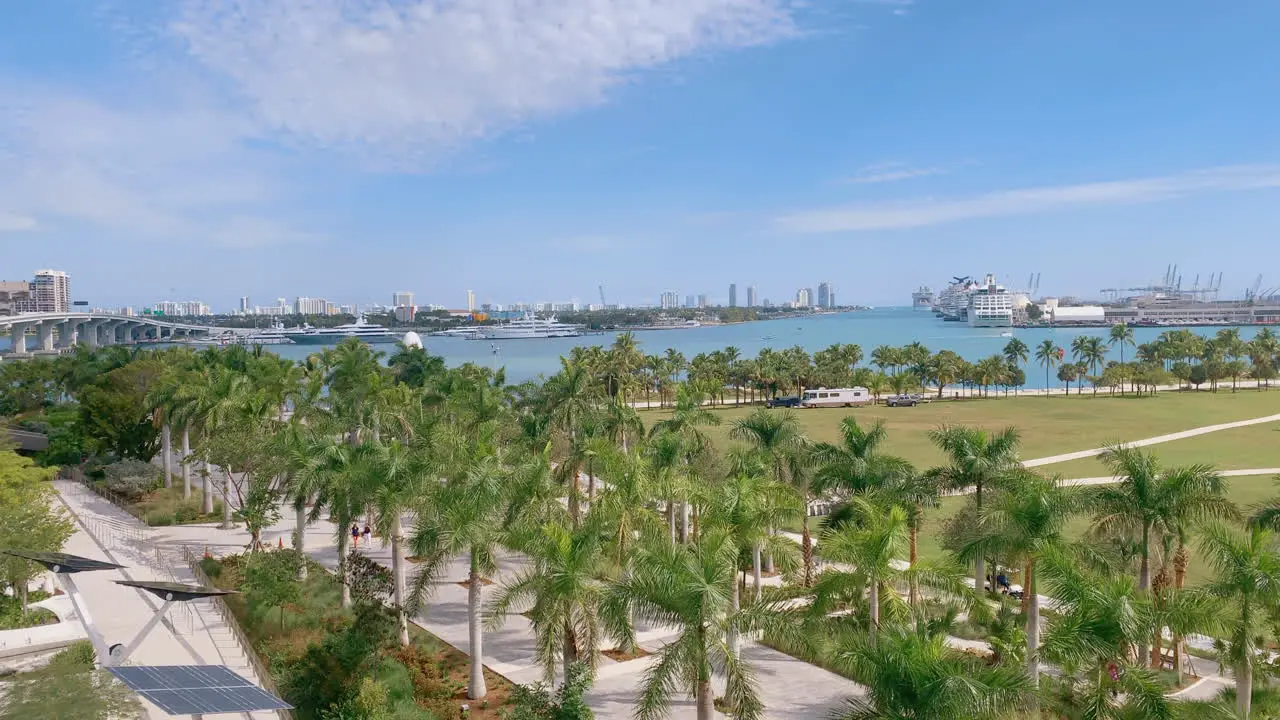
left=776, top=165, right=1280, bottom=233
left=171, top=0, right=798, bottom=165
left=844, top=162, right=944, bottom=184
left=0, top=212, right=36, bottom=232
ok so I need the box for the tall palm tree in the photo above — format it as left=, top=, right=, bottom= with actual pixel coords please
left=653, top=385, right=721, bottom=541
left=544, top=357, right=599, bottom=525
left=1109, top=322, right=1135, bottom=364
left=730, top=409, right=812, bottom=580
left=602, top=530, right=767, bottom=720
left=410, top=452, right=512, bottom=701
left=304, top=436, right=373, bottom=608
left=1197, top=523, right=1280, bottom=719
left=1002, top=337, right=1030, bottom=370
left=833, top=620, right=1028, bottom=720
left=962, top=471, right=1084, bottom=692
left=925, top=425, right=1021, bottom=595
left=486, top=520, right=609, bottom=685
left=1034, top=340, right=1061, bottom=397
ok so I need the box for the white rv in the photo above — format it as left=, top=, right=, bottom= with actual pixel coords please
left=800, top=387, right=873, bottom=408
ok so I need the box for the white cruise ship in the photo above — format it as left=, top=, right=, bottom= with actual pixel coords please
left=283, top=316, right=402, bottom=345
left=479, top=313, right=582, bottom=339
left=968, top=274, right=1014, bottom=327
left=937, top=276, right=980, bottom=321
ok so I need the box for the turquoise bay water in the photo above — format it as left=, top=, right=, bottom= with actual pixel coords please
left=4, top=308, right=1264, bottom=389
left=270, top=307, right=1265, bottom=388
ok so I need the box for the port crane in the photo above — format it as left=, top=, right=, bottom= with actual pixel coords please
left=1099, top=265, right=1223, bottom=302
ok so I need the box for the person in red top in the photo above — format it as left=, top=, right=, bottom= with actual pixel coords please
left=351, top=523, right=361, bottom=548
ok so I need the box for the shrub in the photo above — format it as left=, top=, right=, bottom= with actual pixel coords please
left=347, top=549, right=394, bottom=607
left=174, top=505, right=200, bottom=523
left=504, top=661, right=595, bottom=720
left=101, top=460, right=162, bottom=501
left=199, top=556, right=223, bottom=579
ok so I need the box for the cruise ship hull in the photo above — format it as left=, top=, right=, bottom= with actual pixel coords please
left=968, top=315, right=1014, bottom=328
left=287, top=333, right=400, bottom=345
left=481, top=329, right=582, bottom=339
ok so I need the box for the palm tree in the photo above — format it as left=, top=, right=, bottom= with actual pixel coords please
left=1002, top=337, right=1030, bottom=371
left=926, top=425, right=1021, bottom=595
left=602, top=530, right=767, bottom=720
left=544, top=357, right=599, bottom=525
left=833, top=620, right=1028, bottom=720
left=652, top=385, right=722, bottom=542
left=926, top=350, right=963, bottom=399
left=410, top=452, right=512, bottom=701
left=1197, top=523, right=1280, bottom=719
left=1109, top=322, right=1135, bottom=364
left=303, top=436, right=373, bottom=608
left=486, top=520, right=609, bottom=685
left=730, top=409, right=812, bottom=579
left=1034, top=340, right=1061, bottom=397
left=962, top=470, right=1084, bottom=691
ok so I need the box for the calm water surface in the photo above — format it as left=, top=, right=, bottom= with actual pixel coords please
left=4, top=307, right=1264, bottom=390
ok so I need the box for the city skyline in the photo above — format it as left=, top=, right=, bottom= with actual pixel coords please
left=3, top=2, right=1279, bottom=307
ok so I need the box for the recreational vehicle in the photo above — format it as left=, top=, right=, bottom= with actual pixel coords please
left=800, top=387, right=873, bottom=408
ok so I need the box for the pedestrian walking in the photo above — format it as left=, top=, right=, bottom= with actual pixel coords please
left=351, top=523, right=361, bottom=548
left=362, top=524, right=372, bottom=545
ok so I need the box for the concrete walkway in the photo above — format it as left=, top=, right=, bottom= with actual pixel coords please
left=1022, top=413, right=1280, bottom=467
left=52, top=480, right=281, bottom=719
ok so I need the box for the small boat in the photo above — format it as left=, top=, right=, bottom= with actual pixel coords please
left=999, top=331, right=1013, bottom=337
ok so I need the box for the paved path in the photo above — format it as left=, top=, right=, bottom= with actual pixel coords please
left=53, top=481, right=282, bottom=720
left=1022, top=413, right=1280, bottom=467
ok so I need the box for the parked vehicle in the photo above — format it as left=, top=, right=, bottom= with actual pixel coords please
left=766, top=396, right=801, bottom=408
left=886, top=394, right=920, bottom=407
left=800, top=387, right=873, bottom=408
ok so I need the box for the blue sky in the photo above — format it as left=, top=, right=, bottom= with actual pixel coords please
left=2, top=0, right=1279, bottom=310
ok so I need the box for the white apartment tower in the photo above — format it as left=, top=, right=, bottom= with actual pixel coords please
left=31, top=270, right=71, bottom=313
left=393, top=291, right=414, bottom=308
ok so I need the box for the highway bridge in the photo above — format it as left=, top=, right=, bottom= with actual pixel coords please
left=0, top=312, right=227, bottom=355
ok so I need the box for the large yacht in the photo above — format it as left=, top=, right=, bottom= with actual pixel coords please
left=479, top=313, right=582, bottom=339
left=937, top=276, right=980, bottom=321
left=968, top=274, right=1014, bottom=327
left=283, top=316, right=402, bottom=345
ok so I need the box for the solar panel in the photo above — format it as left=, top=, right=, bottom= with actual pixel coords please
left=0, top=549, right=124, bottom=573
left=115, top=579, right=233, bottom=602
left=106, top=665, right=292, bottom=716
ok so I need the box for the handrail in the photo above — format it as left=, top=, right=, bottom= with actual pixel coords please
left=66, top=467, right=149, bottom=524
left=182, top=544, right=293, bottom=720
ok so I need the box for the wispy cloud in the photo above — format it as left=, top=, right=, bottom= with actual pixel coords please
left=0, top=212, right=36, bottom=232
left=171, top=0, right=800, bottom=167
left=844, top=162, right=945, bottom=184
left=777, top=165, right=1280, bottom=233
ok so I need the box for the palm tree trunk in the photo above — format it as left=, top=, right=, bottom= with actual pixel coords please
left=220, top=470, right=232, bottom=529
left=1238, top=653, right=1252, bottom=719
left=801, top=509, right=813, bottom=587
left=1138, top=523, right=1151, bottom=666
left=468, top=554, right=488, bottom=700
left=1026, top=559, right=1040, bottom=690
left=586, top=458, right=596, bottom=508
left=161, top=424, right=172, bottom=488
left=201, top=456, right=214, bottom=514
left=974, top=484, right=985, bottom=595
left=1173, top=543, right=1189, bottom=684
left=569, top=472, right=581, bottom=529
left=908, top=523, right=919, bottom=604
left=181, top=428, right=191, bottom=499
left=338, top=529, right=351, bottom=608
left=294, top=501, right=308, bottom=580
left=667, top=501, right=676, bottom=543
left=563, top=622, right=579, bottom=682
left=392, top=513, right=409, bottom=646
left=696, top=677, right=715, bottom=720
left=868, top=581, right=880, bottom=645
left=681, top=502, right=690, bottom=544
left=729, top=572, right=740, bottom=659
left=753, top=543, right=762, bottom=603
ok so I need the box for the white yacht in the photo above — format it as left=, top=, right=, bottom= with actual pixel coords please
left=283, top=316, right=402, bottom=345
left=968, top=274, right=1014, bottom=327
left=479, top=313, right=582, bottom=339
left=239, top=318, right=295, bottom=345
left=431, top=326, right=484, bottom=339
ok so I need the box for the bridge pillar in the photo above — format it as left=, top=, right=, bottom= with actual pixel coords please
left=81, top=319, right=106, bottom=348
left=103, top=319, right=127, bottom=346
left=37, top=320, right=58, bottom=352
left=57, top=320, right=80, bottom=349
left=7, top=320, right=34, bottom=354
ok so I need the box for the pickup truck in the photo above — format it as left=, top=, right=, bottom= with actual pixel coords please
left=766, top=396, right=801, bottom=408
left=885, top=394, right=920, bottom=407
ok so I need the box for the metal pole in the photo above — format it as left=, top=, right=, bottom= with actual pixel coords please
left=115, top=599, right=175, bottom=664
left=58, top=574, right=112, bottom=663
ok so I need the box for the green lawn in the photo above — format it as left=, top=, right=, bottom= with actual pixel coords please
left=1042, top=421, right=1280, bottom=479
left=644, top=390, right=1280, bottom=469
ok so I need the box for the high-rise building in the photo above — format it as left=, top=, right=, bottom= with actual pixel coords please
left=294, top=296, right=328, bottom=315
left=393, top=291, right=414, bottom=308
left=0, top=280, right=32, bottom=316
left=684, top=294, right=697, bottom=308
left=153, top=300, right=210, bottom=316
left=746, top=285, right=758, bottom=308
left=239, top=296, right=251, bottom=313
left=817, top=282, right=834, bottom=309
left=796, top=288, right=813, bottom=307
left=697, top=294, right=708, bottom=308
left=466, top=290, right=476, bottom=312
left=660, top=291, right=680, bottom=309
left=728, top=284, right=737, bottom=308
left=27, top=270, right=71, bottom=313
left=394, top=305, right=416, bottom=322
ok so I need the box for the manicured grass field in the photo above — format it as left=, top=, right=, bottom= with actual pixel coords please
left=646, top=389, right=1280, bottom=470
left=1042, top=421, right=1280, bottom=479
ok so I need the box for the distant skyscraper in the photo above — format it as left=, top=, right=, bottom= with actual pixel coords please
left=466, top=290, right=475, bottom=312
left=729, top=284, right=737, bottom=308
left=684, top=294, right=696, bottom=308
left=697, top=294, right=709, bottom=308
left=817, top=282, right=833, bottom=309
left=660, top=291, right=679, bottom=309
left=746, top=285, right=758, bottom=308
left=29, top=269, right=71, bottom=313
left=393, top=291, right=414, bottom=308
left=294, top=296, right=328, bottom=315
left=239, top=296, right=251, bottom=313
left=796, top=288, right=813, bottom=307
